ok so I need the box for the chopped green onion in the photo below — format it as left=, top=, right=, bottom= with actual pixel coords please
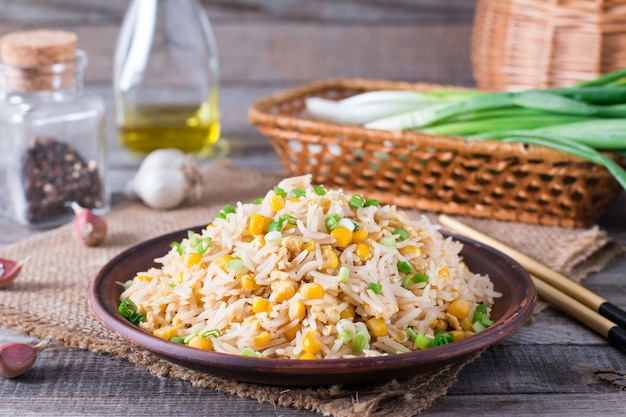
left=472, top=321, right=486, bottom=333
left=402, top=273, right=429, bottom=289
left=414, top=332, right=432, bottom=350
left=241, top=347, right=262, bottom=357
left=313, top=185, right=327, bottom=196
left=170, top=241, right=184, bottom=255
left=170, top=337, right=185, bottom=344
left=349, top=194, right=365, bottom=209
left=253, top=197, right=263, bottom=204
left=268, top=220, right=281, bottom=232
left=217, top=204, right=236, bottom=219
left=406, top=327, right=418, bottom=340
left=367, top=282, right=382, bottom=294
left=397, top=261, right=412, bottom=274
left=291, top=187, right=306, bottom=198
left=201, top=329, right=221, bottom=338
left=264, top=231, right=282, bottom=246
left=325, top=213, right=341, bottom=232
left=226, top=258, right=244, bottom=274
left=380, top=237, right=397, bottom=249
left=336, top=319, right=355, bottom=343
left=118, top=298, right=146, bottom=325
left=273, top=186, right=287, bottom=197
left=183, top=331, right=198, bottom=344
left=352, top=333, right=369, bottom=353
left=431, top=331, right=454, bottom=346
left=473, top=303, right=494, bottom=328
left=338, top=217, right=356, bottom=231
left=364, top=199, right=379, bottom=207
left=338, top=266, right=350, bottom=282
left=393, top=228, right=409, bottom=241
left=196, top=237, right=212, bottom=254
left=187, top=230, right=201, bottom=247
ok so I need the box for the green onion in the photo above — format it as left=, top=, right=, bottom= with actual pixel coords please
left=253, top=197, right=263, bottom=204
left=325, top=213, right=341, bottom=232
left=187, top=230, right=201, bottom=247
left=201, top=329, right=221, bottom=338
left=170, top=337, right=185, bottom=344
left=473, top=303, right=494, bottom=328
left=431, top=331, right=454, bottom=346
left=313, top=185, right=327, bottom=196
left=367, top=282, right=382, bottom=294
left=364, top=199, right=379, bottom=207
left=226, top=258, right=244, bottom=274
left=338, top=266, right=350, bottom=282
left=264, top=231, right=282, bottom=246
left=352, top=334, right=370, bottom=353
left=393, top=228, right=409, bottom=241
left=241, top=348, right=262, bottom=357
left=336, top=319, right=355, bottom=343
left=217, top=204, right=236, bottom=219
left=196, top=237, right=212, bottom=254
left=183, top=331, right=198, bottom=344
left=380, top=237, right=397, bottom=249
left=397, top=261, right=412, bottom=273
left=170, top=241, right=184, bottom=255
left=402, top=273, right=429, bottom=289
left=406, top=328, right=418, bottom=341
left=414, top=332, right=432, bottom=350
left=291, top=187, right=306, bottom=198
left=118, top=298, right=146, bottom=325
left=268, top=220, right=281, bottom=232
left=472, top=321, right=486, bottom=333
left=349, top=194, right=365, bottom=209
left=273, top=186, right=287, bottom=197
left=338, top=217, right=357, bottom=231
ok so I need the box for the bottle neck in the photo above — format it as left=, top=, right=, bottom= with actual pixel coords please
left=0, top=49, right=86, bottom=96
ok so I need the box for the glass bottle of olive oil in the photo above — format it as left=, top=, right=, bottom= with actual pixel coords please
left=113, top=0, right=220, bottom=157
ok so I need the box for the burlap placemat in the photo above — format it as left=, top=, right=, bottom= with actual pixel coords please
left=0, top=160, right=622, bottom=417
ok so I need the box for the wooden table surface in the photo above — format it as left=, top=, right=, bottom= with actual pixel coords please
left=1, top=1, right=625, bottom=416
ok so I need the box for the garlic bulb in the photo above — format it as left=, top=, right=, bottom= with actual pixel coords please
left=125, top=149, right=202, bottom=210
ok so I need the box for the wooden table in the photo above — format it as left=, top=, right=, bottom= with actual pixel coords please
left=1, top=1, right=625, bottom=415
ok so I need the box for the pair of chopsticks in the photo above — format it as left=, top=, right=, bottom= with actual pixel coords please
left=438, top=215, right=626, bottom=351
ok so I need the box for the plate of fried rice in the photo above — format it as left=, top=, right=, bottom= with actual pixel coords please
left=89, top=175, right=536, bottom=386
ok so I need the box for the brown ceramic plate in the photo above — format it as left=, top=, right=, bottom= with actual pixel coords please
left=89, top=226, right=536, bottom=387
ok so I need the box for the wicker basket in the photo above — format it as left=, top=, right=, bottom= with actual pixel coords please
left=473, top=0, right=626, bottom=90
left=248, top=79, right=624, bottom=228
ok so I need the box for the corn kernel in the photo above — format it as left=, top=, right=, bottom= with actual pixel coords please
left=319, top=198, right=331, bottom=213
left=270, top=195, right=284, bottom=212
left=251, top=296, right=270, bottom=314
left=340, top=305, right=355, bottom=320
left=241, top=273, right=260, bottom=291
left=153, top=326, right=178, bottom=340
left=300, top=282, right=324, bottom=300
left=253, top=331, right=271, bottom=347
left=434, top=319, right=448, bottom=333
left=302, top=330, right=322, bottom=354
left=330, top=227, right=353, bottom=247
left=184, top=252, right=203, bottom=268
left=303, top=241, right=315, bottom=253
left=448, top=299, right=471, bottom=320
left=460, top=317, right=474, bottom=331
left=400, top=245, right=422, bottom=259
left=188, top=335, right=214, bottom=350
left=283, top=323, right=301, bottom=341
left=271, top=280, right=297, bottom=303
left=133, top=275, right=152, bottom=283
left=322, top=248, right=339, bottom=269
left=282, top=236, right=304, bottom=254
left=365, top=317, right=388, bottom=337
left=289, top=197, right=301, bottom=203
left=289, top=301, right=306, bottom=322
left=352, top=227, right=368, bottom=243
left=451, top=329, right=466, bottom=342
left=355, top=243, right=371, bottom=260
left=248, top=213, right=270, bottom=235
left=299, top=352, right=317, bottom=360
left=439, top=267, right=450, bottom=281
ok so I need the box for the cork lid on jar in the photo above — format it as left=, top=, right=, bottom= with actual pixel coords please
left=0, top=29, right=77, bottom=66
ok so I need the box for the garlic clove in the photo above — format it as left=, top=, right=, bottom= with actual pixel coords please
left=71, top=202, right=107, bottom=247
left=0, top=337, right=50, bottom=379
left=0, top=258, right=24, bottom=289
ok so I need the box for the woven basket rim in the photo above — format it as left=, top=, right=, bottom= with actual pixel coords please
left=248, top=78, right=603, bottom=163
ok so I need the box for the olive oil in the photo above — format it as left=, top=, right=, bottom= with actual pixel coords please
left=119, top=102, right=220, bottom=156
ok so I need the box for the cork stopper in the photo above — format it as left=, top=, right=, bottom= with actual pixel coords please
left=0, top=30, right=77, bottom=66
left=0, top=30, right=79, bottom=92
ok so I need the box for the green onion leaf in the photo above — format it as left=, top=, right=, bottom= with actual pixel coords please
left=325, top=213, right=341, bottom=232
left=406, top=327, right=418, bottom=341
left=291, top=187, right=306, bottom=198
left=170, top=241, right=184, bottom=255
left=118, top=298, right=146, bottom=325
left=170, top=337, right=185, bottom=344
left=268, top=220, right=281, bottom=232
left=313, top=185, right=327, bottom=196
left=397, top=261, right=413, bottom=274
left=349, top=194, right=365, bottom=209
left=338, top=266, right=350, bottom=282
left=431, top=331, right=454, bottom=346
left=226, top=258, right=244, bottom=274
left=187, top=230, right=201, bottom=247
left=393, top=228, right=409, bottom=241
left=241, top=347, right=263, bottom=357
left=201, top=329, right=221, bottom=338
left=380, top=237, right=397, bottom=249
left=402, top=273, right=429, bottom=289
left=367, top=282, right=382, bottom=294
left=196, top=237, right=212, bottom=254
left=253, top=197, right=263, bottom=204
left=264, top=231, right=283, bottom=246
left=414, top=332, right=432, bottom=350
left=273, top=186, right=287, bottom=197
left=364, top=199, right=379, bottom=207
left=183, top=331, right=198, bottom=344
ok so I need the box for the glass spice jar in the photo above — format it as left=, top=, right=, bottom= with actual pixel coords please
left=0, top=29, right=109, bottom=228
